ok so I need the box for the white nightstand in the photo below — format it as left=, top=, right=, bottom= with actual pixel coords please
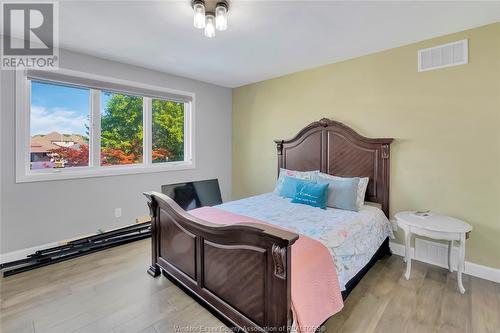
left=395, top=211, right=472, bottom=294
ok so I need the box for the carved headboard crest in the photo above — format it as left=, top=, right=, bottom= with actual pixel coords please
left=274, top=118, right=394, bottom=217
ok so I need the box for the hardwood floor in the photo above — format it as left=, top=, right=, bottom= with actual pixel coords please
left=1, top=239, right=498, bottom=333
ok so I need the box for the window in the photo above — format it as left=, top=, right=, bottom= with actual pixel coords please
left=101, top=91, right=143, bottom=166
left=16, top=70, right=194, bottom=182
left=30, top=81, right=90, bottom=170
left=152, top=99, right=184, bottom=163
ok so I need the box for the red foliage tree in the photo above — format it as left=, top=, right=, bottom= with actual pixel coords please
left=101, top=148, right=139, bottom=166
left=50, top=144, right=173, bottom=167
left=152, top=148, right=171, bottom=163
left=49, top=144, right=89, bottom=167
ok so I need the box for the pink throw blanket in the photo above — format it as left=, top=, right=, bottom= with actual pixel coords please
left=190, top=207, right=343, bottom=332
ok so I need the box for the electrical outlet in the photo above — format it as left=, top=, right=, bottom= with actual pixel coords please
left=114, top=208, right=122, bottom=218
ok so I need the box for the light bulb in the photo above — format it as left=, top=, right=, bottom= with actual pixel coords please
left=193, top=1, right=205, bottom=29
left=215, top=2, right=228, bottom=31
left=204, top=14, right=215, bottom=38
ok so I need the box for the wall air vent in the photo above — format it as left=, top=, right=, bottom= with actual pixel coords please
left=418, top=39, right=468, bottom=72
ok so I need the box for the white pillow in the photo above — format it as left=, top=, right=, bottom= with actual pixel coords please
left=357, top=177, right=369, bottom=208
left=274, top=168, right=319, bottom=194
left=315, top=173, right=369, bottom=209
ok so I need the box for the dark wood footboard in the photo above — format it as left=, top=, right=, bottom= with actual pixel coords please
left=144, top=192, right=299, bottom=332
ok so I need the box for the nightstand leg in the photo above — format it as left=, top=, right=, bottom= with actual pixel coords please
left=404, top=230, right=411, bottom=280
left=457, top=233, right=466, bottom=294
left=448, top=240, right=453, bottom=272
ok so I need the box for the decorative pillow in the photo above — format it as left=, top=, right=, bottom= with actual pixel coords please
left=315, top=173, right=369, bottom=209
left=316, top=174, right=360, bottom=211
left=357, top=177, right=369, bottom=207
left=279, top=176, right=316, bottom=199
left=273, top=168, right=319, bottom=194
left=291, top=181, right=329, bottom=209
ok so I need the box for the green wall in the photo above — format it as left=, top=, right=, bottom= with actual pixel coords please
left=232, top=23, right=500, bottom=269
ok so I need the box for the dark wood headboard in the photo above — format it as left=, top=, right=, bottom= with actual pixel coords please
left=274, top=118, right=394, bottom=217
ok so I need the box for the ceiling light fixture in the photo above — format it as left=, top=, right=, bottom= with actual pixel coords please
left=192, top=0, right=229, bottom=38
left=215, top=2, right=228, bottom=31
left=193, top=0, right=206, bottom=29
left=204, top=13, right=216, bottom=38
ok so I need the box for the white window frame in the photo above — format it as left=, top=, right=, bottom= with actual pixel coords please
left=15, top=69, right=195, bottom=183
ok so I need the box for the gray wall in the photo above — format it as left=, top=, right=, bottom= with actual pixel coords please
left=0, top=50, right=232, bottom=254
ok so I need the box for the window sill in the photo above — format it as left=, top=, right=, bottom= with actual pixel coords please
left=16, top=161, right=195, bottom=183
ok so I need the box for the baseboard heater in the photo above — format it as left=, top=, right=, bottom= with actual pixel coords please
left=0, top=221, right=151, bottom=277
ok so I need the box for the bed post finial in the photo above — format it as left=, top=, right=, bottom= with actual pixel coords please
left=272, top=244, right=287, bottom=280
left=276, top=140, right=284, bottom=155
left=382, top=144, right=390, bottom=159
left=318, top=118, right=331, bottom=127
left=275, top=140, right=284, bottom=177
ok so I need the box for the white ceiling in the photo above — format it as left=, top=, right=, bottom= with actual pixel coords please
left=57, top=1, right=500, bottom=87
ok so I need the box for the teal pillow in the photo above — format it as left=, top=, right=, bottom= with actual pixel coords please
left=279, top=176, right=315, bottom=198
left=316, top=174, right=360, bottom=211
left=291, top=181, right=329, bottom=209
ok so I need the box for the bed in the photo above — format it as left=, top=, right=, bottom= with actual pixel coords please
left=144, top=118, right=394, bottom=331
left=215, top=192, right=393, bottom=294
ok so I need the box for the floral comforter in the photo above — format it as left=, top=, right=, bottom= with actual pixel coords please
left=216, top=192, right=393, bottom=290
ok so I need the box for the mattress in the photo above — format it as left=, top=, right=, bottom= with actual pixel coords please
left=216, top=192, right=394, bottom=291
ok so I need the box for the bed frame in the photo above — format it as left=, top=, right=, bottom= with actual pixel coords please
left=144, top=118, right=393, bottom=332
left=274, top=118, right=393, bottom=217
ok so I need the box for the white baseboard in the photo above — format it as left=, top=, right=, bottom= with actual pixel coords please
left=389, top=240, right=500, bottom=284
left=0, top=241, right=60, bottom=264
